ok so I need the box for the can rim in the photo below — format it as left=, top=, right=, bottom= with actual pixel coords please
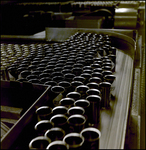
left=46, top=140, right=69, bottom=149
left=80, top=127, right=101, bottom=141
left=74, top=99, right=90, bottom=107
left=104, top=74, right=116, bottom=79
left=99, top=82, right=111, bottom=87
left=34, top=120, right=54, bottom=131
left=67, top=106, right=85, bottom=115
left=67, top=114, right=86, bottom=125
left=44, top=127, right=65, bottom=138
left=86, top=89, right=101, bottom=95
left=52, top=106, right=68, bottom=112
left=29, top=136, right=51, bottom=149
left=51, top=85, right=65, bottom=93
left=66, top=91, right=81, bottom=97
left=58, top=81, right=71, bottom=88
left=36, top=106, right=52, bottom=114
left=50, top=114, right=68, bottom=125
left=75, top=85, right=89, bottom=92
left=59, top=97, right=75, bottom=105
left=86, top=82, right=99, bottom=85
left=86, top=95, right=101, bottom=101
left=63, top=132, right=85, bottom=148
left=71, top=81, right=84, bottom=86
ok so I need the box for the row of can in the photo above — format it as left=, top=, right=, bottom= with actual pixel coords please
left=1, top=32, right=116, bottom=149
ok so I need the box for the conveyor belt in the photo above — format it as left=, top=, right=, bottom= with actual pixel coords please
left=1, top=28, right=135, bottom=149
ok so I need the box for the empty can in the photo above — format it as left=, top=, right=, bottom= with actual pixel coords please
left=63, top=133, right=84, bottom=150
left=50, top=85, right=65, bottom=107
left=45, top=127, right=65, bottom=142
left=86, top=95, right=101, bottom=125
left=52, top=106, right=68, bottom=115
left=67, top=114, right=86, bottom=133
left=99, top=82, right=111, bottom=108
left=66, top=92, right=81, bottom=101
left=80, top=127, right=101, bottom=150
left=71, top=81, right=84, bottom=91
left=36, top=106, right=52, bottom=121
left=86, top=82, right=99, bottom=90
left=34, top=120, right=54, bottom=136
left=75, top=85, right=89, bottom=99
left=59, top=97, right=75, bottom=108
left=29, top=136, right=51, bottom=149
left=50, top=114, right=68, bottom=132
left=67, top=106, right=85, bottom=116
left=58, top=81, right=71, bottom=97
left=86, top=89, right=101, bottom=96
left=74, top=99, right=90, bottom=125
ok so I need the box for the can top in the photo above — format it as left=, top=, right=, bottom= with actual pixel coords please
left=36, top=106, right=52, bottom=115
left=46, top=140, right=69, bottom=150
left=86, top=95, right=101, bottom=102
left=51, top=86, right=65, bottom=94
left=67, top=114, right=86, bottom=126
left=29, top=136, right=51, bottom=149
left=80, top=127, right=101, bottom=142
left=74, top=99, right=90, bottom=108
left=45, top=127, right=65, bottom=140
left=67, top=106, right=85, bottom=115
left=63, top=132, right=85, bottom=148
left=34, top=120, right=54, bottom=131
left=99, top=82, right=111, bottom=87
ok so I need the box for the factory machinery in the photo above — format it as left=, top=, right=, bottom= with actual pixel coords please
left=1, top=1, right=145, bottom=34
left=0, top=1, right=145, bottom=149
